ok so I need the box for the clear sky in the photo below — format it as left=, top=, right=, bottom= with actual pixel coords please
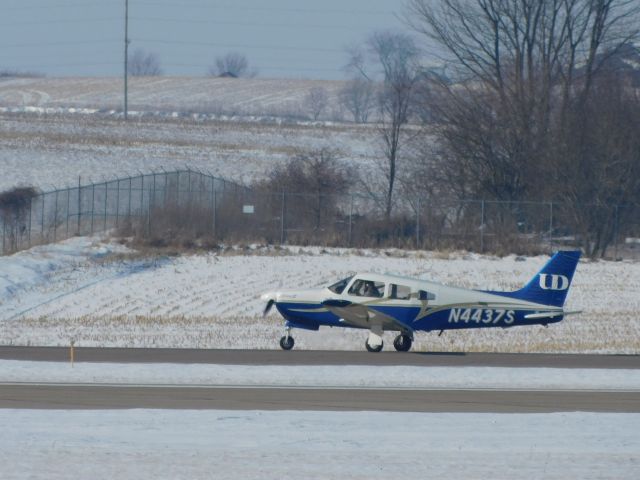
left=1, top=0, right=413, bottom=79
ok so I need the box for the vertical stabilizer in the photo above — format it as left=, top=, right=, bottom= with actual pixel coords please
left=504, top=251, right=581, bottom=307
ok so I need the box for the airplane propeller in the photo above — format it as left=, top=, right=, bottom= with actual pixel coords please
left=263, top=299, right=275, bottom=317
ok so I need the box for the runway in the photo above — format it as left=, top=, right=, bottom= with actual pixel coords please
left=0, top=347, right=638, bottom=412
left=1, top=346, right=639, bottom=368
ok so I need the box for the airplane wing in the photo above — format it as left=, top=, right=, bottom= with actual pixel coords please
left=322, top=299, right=412, bottom=332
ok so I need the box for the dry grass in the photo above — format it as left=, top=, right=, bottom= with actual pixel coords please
left=3, top=312, right=639, bottom=353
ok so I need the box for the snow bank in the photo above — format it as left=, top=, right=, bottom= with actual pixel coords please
left=1, top=360, right=639, bottom=391
left=1, top=409, right=638, bottom=479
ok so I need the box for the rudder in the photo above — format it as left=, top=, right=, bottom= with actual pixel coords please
left=509, top=250, right=581, bottom=307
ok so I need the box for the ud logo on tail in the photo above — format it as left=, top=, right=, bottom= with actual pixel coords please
left=538, top=274, right=569, bottom=291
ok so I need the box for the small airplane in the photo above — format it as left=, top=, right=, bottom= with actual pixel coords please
left=261, top=250, right=581, bottom=352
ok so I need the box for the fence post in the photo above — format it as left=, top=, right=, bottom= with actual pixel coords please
left=27, top=196, right=32, bottom=248
left=128, top=176, right=132, bottom=220
left=65, top=188, right=70, bottom=238
left=416, top=198, right=421, bottom=249
left=348, top=194, right=353, bottom=247
left=614, top=204, right=619, bottom=260
left=103, top=182, right=108, bottom=232
left=2, top=217, right=5, bottom=254
left=480, top=199, right=485, bottom=253
left=53, top=189, right=59, bottom=242
left=211, top=185, right=215, bottom=235
left=549, top=201, right=554, bottom=249
left=176, top=170, right=180, bottom=207
left=77, top=176, right=81, bottom=235
left=115, top=179, right=120, bottom=228
left=41, top=192, right=46, bottom=243
left=280, top=191, right=286, bottom=245
left=90, top=182, right=95, bottom=235
left=140, top=174, right=145, bottom=219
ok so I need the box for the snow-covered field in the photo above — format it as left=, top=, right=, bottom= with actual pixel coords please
left=0, top=110, right=379, bottom=191
left=0, top=77, right=347, bottom=117
left=0, top=77, right=391, bottom=191
left=1, top=237, right=638, bottom=353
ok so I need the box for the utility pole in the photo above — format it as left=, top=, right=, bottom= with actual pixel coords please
left=124, top=0, right=129, bottom=120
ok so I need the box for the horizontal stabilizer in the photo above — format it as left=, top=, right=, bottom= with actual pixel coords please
left=524, top=311, right=563, bottom=320
left=524, top=310, right=582, bottom=320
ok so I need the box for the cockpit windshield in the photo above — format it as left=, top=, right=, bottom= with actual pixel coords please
left=328, top=276, right=353, bottom=294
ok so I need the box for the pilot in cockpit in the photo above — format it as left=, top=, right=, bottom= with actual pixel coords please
left=363, top=281, right=380, bottom=297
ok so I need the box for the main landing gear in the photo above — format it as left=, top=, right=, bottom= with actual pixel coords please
left=364, top=330, right=413, bottom=353
left=393, top=334, right=413, bottom=352
left=365, top=338, right=383, bottom=352
left=279, top=325, right=294, bottom=350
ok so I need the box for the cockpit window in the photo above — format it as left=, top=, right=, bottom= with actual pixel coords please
left=328, top=276, right=353, bottom=294
left=348, top=279, right=385, bottom=298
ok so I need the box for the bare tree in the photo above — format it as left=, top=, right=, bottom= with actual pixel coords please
left=208, top=52, right=257, bottom=78
left=405, top=0, right=640, bottom=255
left=304, top=87, right=329, bottom=120
left=347, top=31, right=422, bottom=218
left=339, top=77, right=375, bottom=123
left=128, top=48, right=163, bottom=76
left=256, top=148, right=351, bottom=231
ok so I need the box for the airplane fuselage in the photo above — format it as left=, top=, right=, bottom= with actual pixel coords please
left=266, top=273, right=563, bottom=333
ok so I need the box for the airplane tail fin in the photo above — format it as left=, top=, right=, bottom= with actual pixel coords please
left=509, top=250, right=581, bottom=307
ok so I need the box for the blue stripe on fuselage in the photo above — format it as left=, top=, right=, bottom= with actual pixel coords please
left=275, top=302, right=562, bottom=332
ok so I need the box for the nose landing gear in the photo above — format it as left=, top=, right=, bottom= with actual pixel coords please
left=279, top=325, right=294, bottom=350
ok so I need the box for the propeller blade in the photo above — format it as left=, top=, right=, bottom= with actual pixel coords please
left=263, top=299, right=275, bottom=317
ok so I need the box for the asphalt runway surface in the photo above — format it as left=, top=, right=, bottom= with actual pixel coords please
left=1, top=347, right=639, bottom=412
left=1, top=346, right=639, bottom=368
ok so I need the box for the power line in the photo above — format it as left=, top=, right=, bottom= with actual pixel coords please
left=1, top=40, right=120, bottom=49
left=137, top=38, right=342, bottom=53
left=3, top=0, right=117, bottom=11
left=128, top=16, right=361, bottom=30
left=131, top=1, right=395, bottom=16
left=0, top=18, right=121, bottom=27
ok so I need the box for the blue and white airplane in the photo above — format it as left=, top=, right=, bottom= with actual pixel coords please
left=261, top=250, right=581, bottom=352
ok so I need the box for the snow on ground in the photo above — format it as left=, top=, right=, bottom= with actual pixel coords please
left=0, top=112, right=379, bottom=190
left=1, top=409, right=638, bottom=479
left=2, top=360, right=639, bottom=390
left=1, top=237, right=639, bottom=353
left=0, top=96, right=382, bottom=191
left=0, top=77, right=348, bottom=118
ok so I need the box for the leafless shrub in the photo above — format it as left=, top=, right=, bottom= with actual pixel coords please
left=128, top=48, right=163, bottom=76
left=0, top=69, right=44, bottom=78
left=208, top=52, right=257, bottom=78
left=339, top=78, right=375, bottom=123
left=0, top=186, right=39, bottom=252
left=303, top=87, right=329, bottom=120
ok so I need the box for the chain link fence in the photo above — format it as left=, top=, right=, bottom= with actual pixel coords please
left=1, top=168, right=639, bottom=259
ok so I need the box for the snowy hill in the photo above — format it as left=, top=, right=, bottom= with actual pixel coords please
left=0, top=76, right=347, bottom=120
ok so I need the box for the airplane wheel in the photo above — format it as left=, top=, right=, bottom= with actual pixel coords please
left=365, top=340, right=383, bottom=353
left=393, top=334, right=412, bottom=352
left=279, top=336, right=294, bottom=350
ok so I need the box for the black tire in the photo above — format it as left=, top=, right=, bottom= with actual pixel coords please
left=365, top=339, right=383, bottom=352
left=279, top=336, right=294, bottom=350
left=393, top=335, right=412, bottom=352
